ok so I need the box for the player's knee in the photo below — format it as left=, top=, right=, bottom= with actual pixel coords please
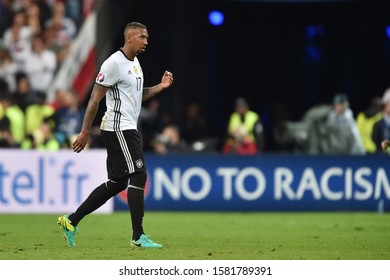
left=106, top=176, right=129, bottom=195
left=129, top=171, right=147, bottom=188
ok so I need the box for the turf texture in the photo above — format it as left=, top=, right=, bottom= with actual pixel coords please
left=0, top=212, right=389, bottom=260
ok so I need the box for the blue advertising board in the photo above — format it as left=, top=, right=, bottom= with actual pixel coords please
left=114, top=154, right=390, bottom=212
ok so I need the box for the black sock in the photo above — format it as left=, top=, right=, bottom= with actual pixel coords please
left=127, top=187, right=145, bottom=240
left=69, top=182, right=113, bottom=226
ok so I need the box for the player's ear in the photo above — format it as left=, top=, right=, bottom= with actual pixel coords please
left=124, top=29, right=132, bottom=41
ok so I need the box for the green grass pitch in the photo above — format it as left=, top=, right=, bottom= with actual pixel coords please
left=0, top=212, right=389, bottom=260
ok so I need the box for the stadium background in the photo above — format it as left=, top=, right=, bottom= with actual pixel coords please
left=94, top=0, right=390, bottom=152
left=1, top=0, right=390, bottom=214
left=100, top=0, right=390, bottom=213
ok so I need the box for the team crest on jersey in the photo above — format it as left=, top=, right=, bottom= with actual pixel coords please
left=96, top=73, right=105, bottom=83
left=133, top=66, right=138, bottom=75
left=135, top=159, right=144, bottom=168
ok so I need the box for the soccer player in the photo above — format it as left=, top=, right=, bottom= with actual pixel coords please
left=57, top=22, right=173, bottom=248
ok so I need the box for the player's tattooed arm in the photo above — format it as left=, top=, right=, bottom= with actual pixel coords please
left=73, top=84, right=108, bottom=153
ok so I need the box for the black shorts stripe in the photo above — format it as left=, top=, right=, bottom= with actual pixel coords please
left=116, top=130, right=135, bottom=173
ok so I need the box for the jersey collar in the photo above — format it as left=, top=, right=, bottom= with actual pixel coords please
left=119, top=48, right=134, bottom=61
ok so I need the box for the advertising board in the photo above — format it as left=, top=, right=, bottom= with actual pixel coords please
left=0, top=150, right=111, bottom=213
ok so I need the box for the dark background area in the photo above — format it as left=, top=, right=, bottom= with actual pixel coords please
left=95, top=0, right=390, bottom=152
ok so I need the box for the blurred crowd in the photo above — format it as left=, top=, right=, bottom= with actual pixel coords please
left=0, top=0, right=93, bottom=150
left=141, top=84, right=390, bottom=156
left=0, top=1, right=389, bottom=156
left=138, top=89, right=390, bottom=156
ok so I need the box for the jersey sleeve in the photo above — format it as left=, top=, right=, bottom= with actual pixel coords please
left=95, top=58, right=119, bottom=87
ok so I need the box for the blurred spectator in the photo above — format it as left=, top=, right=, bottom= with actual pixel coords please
left=25, top=33, right=57, bottom=92
left=42, top=0, right=80, bottom=65
left=152, top=125, right=189, bottom=154
left=50, top=89, right=84, bottom=147
left=222, top=134, right=258, bottom=155
left=25, top=91, right=55, bottom=136
left=43, top=20, right=69, bottom=64
left=25, top=2, right=42, bottom=35
left=44, top=1, right=76, bottom=44
left=10, top=0, right=25, bottom=11
left=307, top=93, right=365, bottom=155
left=324, top=93, right=365, bottom=154
left=50, top=88, right=67, bottom=110
left=0, top=95, right=15, bottom=147
left=372, top=88, right=390, bottom=154
left=21, top=118, right=60, bottom=150
left=12, top=72, right=34, bottom=112
left=2, top=9, right=36, bottom=72
left=0, top=112, right=14, bottom=147
left=222, top=97, right=261, bottom=155
left=0, top=46, right=18, bottom=92
left=356, top=96, right=383, bottom=154
left=0, top=92, right=25, bottom=146
left=34, top=0, right=52, bottom=30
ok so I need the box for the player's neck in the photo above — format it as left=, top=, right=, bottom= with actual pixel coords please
left=120, top=46, right=135, bottom=61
